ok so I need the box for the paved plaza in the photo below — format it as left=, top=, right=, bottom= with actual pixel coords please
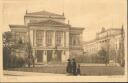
left=4, top=70, right=66, bottom=76
left=4, top=63, right=124, bottom=76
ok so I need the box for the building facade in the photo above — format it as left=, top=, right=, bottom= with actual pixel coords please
left=83, top=27, right=124, bottom=64
left=9, top=11, right=84, bottom=64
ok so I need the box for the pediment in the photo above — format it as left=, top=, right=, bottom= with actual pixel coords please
left=28, top=20, right=70, bottom=27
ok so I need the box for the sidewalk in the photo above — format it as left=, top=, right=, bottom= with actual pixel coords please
left=35, top=63, right=106, bottom=67
left=4, top=70, right=66, bottom=76
left=80, top=63, right=106, bottom=66
left=35, top=63, right=120, bottom=67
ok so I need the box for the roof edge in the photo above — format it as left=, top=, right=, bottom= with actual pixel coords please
left=9, top=24, right=27, bottom=28
left=97, top=28, right=122, bottom=34
left=71, top=27, right=85, bottom=30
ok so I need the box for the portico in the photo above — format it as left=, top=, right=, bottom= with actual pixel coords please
left=28, top=20, right=70, bottom=63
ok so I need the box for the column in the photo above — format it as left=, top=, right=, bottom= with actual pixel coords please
left=33, top=50, right=37, bottom=63
left=43, top=31, right=46, bottom=47
left=43, top=50, right=47, bottom=63
left=65, top=31, right=69, bottom=48
left=80, top=33, right=82, bottom=46
left=52, top=31, right=56, bottom=47
left=33, top=30, right=36, bottom=46
left=52, top=50, right=56, bottom=59
left=29, top=29, right=34, bottom=46
left=26, top=32, right=29, bottom=42
left=61, top=51, right=65, bottom=62
left=65, top=31, right=70, bottom=59
left=64, top=32, right=66, bottom=47
left=62, top=32, right=65, bottom=47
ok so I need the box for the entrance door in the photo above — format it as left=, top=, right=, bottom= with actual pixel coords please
left=56, top=50, right=62, bottom=62
left=37, top=50, right=43, bottom=63
left=47, top=50, right=52, bottom=62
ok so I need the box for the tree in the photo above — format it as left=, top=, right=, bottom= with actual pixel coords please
left=117, top=26, right=125, bottom=67
left=3, top=31, right=14, bottom=68
left=25, top=41, right=35, bottom=67
left=3, top=31, right=28, bottom=68
left=98, top=48, right=109, bottom=65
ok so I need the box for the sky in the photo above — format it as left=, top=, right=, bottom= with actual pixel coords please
left=1, top=0, right=127, bottom=41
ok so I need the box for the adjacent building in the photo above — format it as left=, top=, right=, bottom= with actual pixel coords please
left=9, top=11, right=84, bottom=64
left=83, top=27, right=124, bottom=64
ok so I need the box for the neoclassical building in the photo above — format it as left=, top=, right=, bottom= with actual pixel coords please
left=9, top=11, right=84, bottom=64
left=83, top=27, right=124, bottom=64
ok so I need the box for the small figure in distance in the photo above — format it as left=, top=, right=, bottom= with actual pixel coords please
left=76, top=64, right=81, bottom=76
left=72, top=58, right=77, bottom=76
left=66, top=59, right=72, bottom=75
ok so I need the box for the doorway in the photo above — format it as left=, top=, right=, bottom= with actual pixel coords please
left=36, top=50, right=43, bottom=63
left=56, top=50, right=62, bottom=62
left=47, top=50, right=53, bottom=62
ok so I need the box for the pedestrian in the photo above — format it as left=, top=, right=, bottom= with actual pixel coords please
left=66, top=59, right=72, bottom=75
left=76, top=64, right=81, bottom=76
left=71, top=58, right=77, bottom=75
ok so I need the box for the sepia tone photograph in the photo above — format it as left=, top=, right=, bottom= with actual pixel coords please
left=0, top=0, right=127, bottom=82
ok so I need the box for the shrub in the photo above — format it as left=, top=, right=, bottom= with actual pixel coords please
left=3, top=47, right=27, bottom=69
left=75, top=54, right=106, bottom=63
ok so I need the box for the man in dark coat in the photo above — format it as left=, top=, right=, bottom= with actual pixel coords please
left=71, top=58, right=77, bottom=75
left=66, top=59, right=72, bottom=75
left=76, top=64, right=81, bottom=75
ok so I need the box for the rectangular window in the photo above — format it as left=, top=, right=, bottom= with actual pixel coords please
left=46, top=31, right=53, bottom=46
left=56, top=31, right=63, bottom=46
left=20, top=32, right=26, bottom=43
left=71, top=34, right=80, bottom=46
left=36, top=30, right=44, bottom=46
left=14, top=32, right=26, bottom=43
